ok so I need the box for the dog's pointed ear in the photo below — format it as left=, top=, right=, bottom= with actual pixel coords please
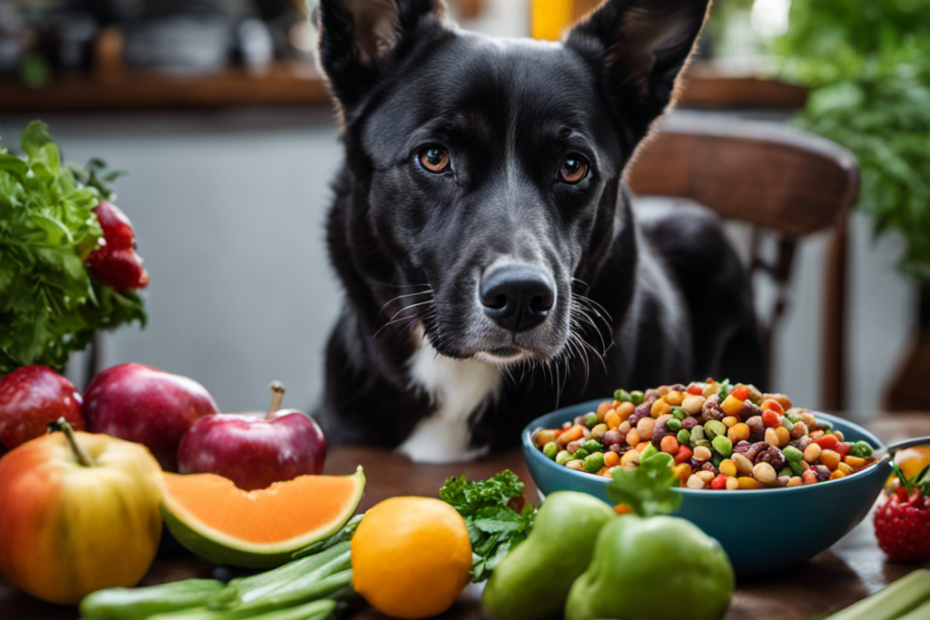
left=566, top=0, right=711, bottom=140
left=317, top=0, right=446, bottom=116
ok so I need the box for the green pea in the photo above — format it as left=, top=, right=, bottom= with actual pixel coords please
left=583, top=439, right=603, bottom=453
left=783, top=445, right=803, bottom=462
left=667, top=417, right=682, bottom=432
left=574, top=448, right=590, bottom=460
left=778, top=467, right=792, bottom=478
left=817, top=419, right=834, bottom=432
left=849, top=441, right=873, bottom=458
left=712, top=435, right=733, bottom=457
left=584, top=413, right=599, bottom=428
left=630, top=390, right=645, bottom=405
left=672, top=407, right=687, bottom=421
left=640, top=443, right=659, bottom=462
left=717, top=378, right=731, bottom=400
left=694, top=439, right=712, bottom=450
left=677, top=429, right=691, bottom=446
left=787, top=412, right=802, bottom=424
left=583, top=452, right=605, bottom=473
left=614, top=389, right=632, bottom=403
left=711, top=453, right=723, bottom=468
left=556, top=450, right=573, bottom=465
left=781, top=417, right=794, bottom=430
left=543, top=442, right=559, bottom=459
left=790, top=460, right=806, bottom=475
left=691, top=426, right=705, bottom=442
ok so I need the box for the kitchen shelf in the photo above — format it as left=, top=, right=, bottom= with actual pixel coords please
left=0, top=60, right=807, bottom=114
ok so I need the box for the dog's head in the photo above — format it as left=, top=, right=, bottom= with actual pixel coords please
left=318, top=0, right=709, bottom=365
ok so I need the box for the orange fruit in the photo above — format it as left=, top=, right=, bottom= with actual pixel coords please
left=886, top=446, right=930, bottom=491
left=351, top=497, right=472, bottom=619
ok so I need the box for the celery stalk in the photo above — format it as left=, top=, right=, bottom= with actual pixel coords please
left=894, top=598, right=930, bottom=620
left=823, top=570, right=930, bottom=620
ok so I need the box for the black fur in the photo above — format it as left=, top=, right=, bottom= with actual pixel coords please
left=316, top=0, right=766, bottom=453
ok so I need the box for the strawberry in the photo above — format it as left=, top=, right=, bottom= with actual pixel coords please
left=873, top=462, right=930, bottom=562
left=85, top=199, right=149, bottom=292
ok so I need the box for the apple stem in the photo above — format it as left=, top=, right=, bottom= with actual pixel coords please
left=267, top=381, right=285, bottom=419
left=48, top=417, right=95, bottom=467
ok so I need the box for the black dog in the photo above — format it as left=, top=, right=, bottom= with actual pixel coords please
left=316, top=0, right=765, bottom=461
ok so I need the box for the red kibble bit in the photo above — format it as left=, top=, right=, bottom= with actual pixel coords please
left=760, top=399, right=784, bottom=415
left=835, top=442, right=851, bottom=456
left=686, top=384, right=704, bottom=395
left=731, top=384, right=750, bottom=401
left=711, top=474, right=729, bottom=490
left=674, top=445, right=693, bottom=464
left=814, top=434, right=839, bottom=450
left=761, top=410, right=781, bottom=428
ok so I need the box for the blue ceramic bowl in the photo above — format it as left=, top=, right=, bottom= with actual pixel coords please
left=522, top=401, right=891, bottom=576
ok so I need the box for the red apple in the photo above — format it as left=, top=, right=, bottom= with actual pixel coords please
left=177, top=382, right=327, bottom=491
left=84, top=363, right=219, bottom=471
left=0, top=366, right=85, bottom=451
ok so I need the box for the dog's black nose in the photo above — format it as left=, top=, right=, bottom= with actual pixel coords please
left=480, top=265, right=556, bottom=333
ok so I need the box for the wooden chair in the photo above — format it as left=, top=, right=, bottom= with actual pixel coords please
left=625, top=117, right=860, bottom=410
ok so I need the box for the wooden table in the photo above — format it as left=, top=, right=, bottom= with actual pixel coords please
left=2, top=413, right=928, bottom=620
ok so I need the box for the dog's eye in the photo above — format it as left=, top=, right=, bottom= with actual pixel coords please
left=418, top=147, right=450, bottom=173
left=559, top=156, right=588, bottom=184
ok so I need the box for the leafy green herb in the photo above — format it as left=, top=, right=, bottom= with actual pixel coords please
left=605, top=452, right=682, bottom=518
left=716, top=378, right=731, bottom=401
left=69, top=158, right=126, bottom=201
left=893, top=462, right=930, bottom=497
left=440, top=470, right=536, bottom=582
left=0, top=121, right=146, bottom=374
left=767, top=0, right=930, bottom=280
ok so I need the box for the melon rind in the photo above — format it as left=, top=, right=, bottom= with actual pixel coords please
left=160, top=467, right=365, bottom=568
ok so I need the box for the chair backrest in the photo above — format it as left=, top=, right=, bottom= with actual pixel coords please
left=625, top=118, right=860, bottom=410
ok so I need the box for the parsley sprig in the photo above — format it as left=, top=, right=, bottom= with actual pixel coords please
left=440, top=470, right=536, bottom=582
left=605, top=452, right=682, bottom=518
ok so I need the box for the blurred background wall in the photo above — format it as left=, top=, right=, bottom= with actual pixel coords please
left=0, top=0, right=922, bottom=416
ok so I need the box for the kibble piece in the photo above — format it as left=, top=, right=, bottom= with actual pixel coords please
left=719, top=459, right=737, bottom=477
left=727, top=422, right=750, bottom=444
left=820, top=449, right=841, bottom=471
left=693, top=445, right=713, bottom=462
left=617, top=401, right=636, bottom=420
left=803, top=442, right=822, bottom=463
left=764, top=427, right=780, bottom=447
left=774, top=426, right=791, bottom=447
left=686, top=474, right=706, bottom=489
left=636, top=416, right=656, bottom=440
left=787, top=476, right=803, bottom=487
left=681, top=394, right=705, bottom=415
left=752, top=461, right=777, bottom=484
left=696, top=470, right=716, bottom=483
left=725, top=476, right=740, bottom=490
left=591, top=423, right=608, bottom=442
left=738, top=476, right=764, bottom=489
left=566, top=459, right=585, bottom=471
left=732, top=452, right=754, bottom=476
left=665, top=391, right=684, bottom=406
left=801, top=470, right=819, bottom=484
left=790, top=421, right=808, bottom=439
left=535, top=429, right=558, bottom=448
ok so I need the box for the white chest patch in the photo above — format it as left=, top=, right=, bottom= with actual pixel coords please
left=398, top=337, right=502, bottom=463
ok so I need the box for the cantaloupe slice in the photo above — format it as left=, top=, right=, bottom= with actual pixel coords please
left=161, top=467, right=364, bottom=568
